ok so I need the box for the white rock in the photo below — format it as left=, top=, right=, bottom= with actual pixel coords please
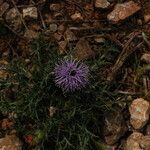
left=6, top=8, right=18, bottom=20
left=49, top=23, right=58, bottom=32
left=23, top=7, right=38, bottom=19
left=53, top=32, right=62, bottom=41
left=140, top=135, right=150, bottom=149
left=141, top=53, right=150, bottom=63
left=24, top=29, right=38, bottom=40
left=58, top=40, right=68, bottom=54
left=74, top=38, right=95, bottom=60
left=95, top=0, right=110, bottom=8
left=64, top=29, right=77, bottom=42
left=0, top=60, right=9, bottom=79
left=49, top=106, right=57, bottom=117
left=94, top=36, right=105, bottom=43
left=57, top=24, right=65, bottom=33
left=129, top=98, right=150, bottom=129
left=50, top=3, right=62, bottom=11
left=0, top=135, right=22, bottom=150
left=71, top=12, right=83, bottom=21
left=53, top=12, right=63, bottom=19
left=125, top=132, right=143, bottom=150
left=107, top=1, right=141, bottom=23
left=144, top=15, right=150, bottom=23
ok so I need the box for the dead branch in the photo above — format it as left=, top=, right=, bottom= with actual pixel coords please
left=107, top=32, right=142, bottom=81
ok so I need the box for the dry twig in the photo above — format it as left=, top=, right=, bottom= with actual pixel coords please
left=107, top=32, right=142, bottom=81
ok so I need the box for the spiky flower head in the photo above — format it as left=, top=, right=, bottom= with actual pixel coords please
left=54, top=59, right=89, bottom=92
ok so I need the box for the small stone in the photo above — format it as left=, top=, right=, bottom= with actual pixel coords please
left=74, top=38, right=95, bottom=60
left=0, top=71, right=9, bottom=79
left=144, top=15, right=150, bottom=23
left=137, top=19, right=142, bottom=25
left=140, top=135, right=150, bottom=149
left=64, top=29, right=77, bottom=42
left=141, top=53, right=150, bottom=63
left=23, top=7, right=38, bottom=19
left=28, top=23, right=41, bottom=31
left=107, top=1, right=141, bottom=23
left=9, top=129, right=17, bottom=135
left=53, top=32, right=62, bottom=41
left=49, top=106, right=57, bottom=117
left=2, top=50, right=9, bottom=58
left=8, top=112, right=17, bottom=119
left=94, top=36, right=105, bottom=43
left=82, top=23, right=90, bottom=27
left=0, top=59, right=8, bottom=65
left=6, top=8, right=22, bottom=31
left=24, top=29, right=38, bottom=40
left=0, top=135, right=22, bottom=150
left=103, top=110, right=127, bottom=145
left=49, top=23, right=58, bottom=32
left=53, top=12, right=64, bottom=20
left=6, top=8, right=18, bottom=20
left=95, top=0, right=110, bottom=9
left=129, top=98, right=150, bottom=129
left=44, top=13, right=53, bottom=24
left=57, top=24, right=65, bottom=33
left=50, top=3, right=62, bottom=11
left=58, top=40, right=68, bottom=54
left=71, top=12, right=83, bottom=21
left=0, top=2, right=9, bottom=17
left=1, top=118, right=14, bottom=129
left=125, top=132, right=143, bottom=150
left=25, top=59, right=31, bottom=64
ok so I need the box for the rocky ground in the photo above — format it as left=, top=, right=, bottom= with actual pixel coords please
left=0, top=0, right=150, bottom=149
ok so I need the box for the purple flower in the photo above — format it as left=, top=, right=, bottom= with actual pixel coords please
left=54, top=59, right=89, bottom=92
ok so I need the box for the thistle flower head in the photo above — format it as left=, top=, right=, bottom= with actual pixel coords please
left=54, top=59, right=89, bottom=92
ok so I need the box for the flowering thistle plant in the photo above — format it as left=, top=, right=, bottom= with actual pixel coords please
left=54, top=59, right=89, bottom=92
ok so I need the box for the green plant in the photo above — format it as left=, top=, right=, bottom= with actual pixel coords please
left=0, top=36, right=124, bottom=150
